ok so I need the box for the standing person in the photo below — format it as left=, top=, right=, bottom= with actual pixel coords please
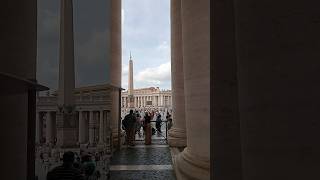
left=82, top=155, right=100, bottom=180
left=47, top=151, right=84, bottom=180
left=135, top=111, right=143, bottom=138
left=156, top=113, right=162, bottom=134
left=167, top=114, right=173, bottom=130
left=144, top=112, right=152, bottom=145
left=122, top=110, right=137, bottom=146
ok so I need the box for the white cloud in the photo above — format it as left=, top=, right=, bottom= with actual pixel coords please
left=135, top=62, right=171, bottom=87
left=122, top=63, right=129, bottom=76
left=121, top=0, right=171, bottom=90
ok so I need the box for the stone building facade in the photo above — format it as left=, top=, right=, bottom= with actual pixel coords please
left=36, top=84, right=115, bottom=151
left=121, top=87, right=172, bottom=112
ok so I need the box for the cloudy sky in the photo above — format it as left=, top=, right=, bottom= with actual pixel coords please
left=37, top=0, right=171, bottom=92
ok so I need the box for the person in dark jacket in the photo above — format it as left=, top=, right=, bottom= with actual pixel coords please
left=47, top=151, right=84, bottom=180
left=144, top=112, right=152, bottom=145
left=156, top=114, right=162, bottom=133
left=123, top=110, right=137, bottom=146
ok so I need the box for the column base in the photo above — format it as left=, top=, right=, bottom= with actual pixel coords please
left=168, top=127, right=187, bottom=147
left=174, top=148, right=210, bottom=180
left=111, top=128, right=119, bottom=150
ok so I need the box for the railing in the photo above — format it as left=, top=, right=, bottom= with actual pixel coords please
left=130, top=120, right=169, bottom=143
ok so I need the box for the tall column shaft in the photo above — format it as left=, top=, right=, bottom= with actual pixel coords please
left=168, top=0, right=187, bottom=148
left=89, top=111, right=95, bottom=145
left=174, top=0, right=210, bottom=179
left=78, top=111, right=86, bottom=143
left=99, top=110, right=104, bottom=144
left=46, top=112, right=53, bottom=143
left=36, top=111, right=40, bottom=144
left=109, top=0, right=121, bottom=148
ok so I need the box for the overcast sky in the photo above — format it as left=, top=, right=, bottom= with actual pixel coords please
left=37, top=0, right=171, bottom=92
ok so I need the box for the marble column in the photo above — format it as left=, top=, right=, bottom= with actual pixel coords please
left=99, top=110, right=104, bottom=144
left=109, top=0, right=121, bottom=148
left=142, top=96, right=144, bottom=107
left=89, top=111, right=94, bottom=145
left=136, top=97, right=138, bottom=107
left=46, top=112, right=53, bottom=143
left=168, top=0, right=187, bottom=148
left=78, top=111, right=86, bottom=144
left=174, top=0, right=210, bottom=179
left=35, top=111, right=40, bottom=144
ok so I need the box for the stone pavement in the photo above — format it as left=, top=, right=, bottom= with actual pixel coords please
left=110, top=138, right=176, bottom=180
left=35, top=125, right=172, bottom=180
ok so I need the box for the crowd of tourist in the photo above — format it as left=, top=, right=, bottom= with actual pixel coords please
left=45, top=151, right=107, bottom=180
left=121, top=109, right=173, bottom=146
left=36, top=145, right=110, bottom=180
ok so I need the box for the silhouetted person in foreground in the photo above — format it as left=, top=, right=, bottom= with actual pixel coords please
left=122, top=109, right=137, bottom=146
left=47, top=151, right=84, bottom=180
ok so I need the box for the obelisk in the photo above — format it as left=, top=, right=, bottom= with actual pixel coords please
left=128, top=53, right=134, bottom=108
left=56, top=0, right=77, bottom=147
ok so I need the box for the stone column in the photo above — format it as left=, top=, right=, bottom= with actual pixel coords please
left=168, top=0, right=187, bottom=148
left=35, top=111, right=40, bottom=144
left=142, top=96, right=144, bottom=107
left=174, top=0, right=210, bottom=179
left=99, top=110, right=104, bottom=144
left=136, top=97, right=138, bottom=107
left=126, top=97, right=128, bottom=108
left=78, top=111, right=86, bottom=144
left=46, top=112, right=53, bottom=143
left=139, top=96, right=141, bottom=107
left=89, top=111, right=94, bottom=145
left=137, top=97, right=139, bottom=107
left=154, top=96, right=156, bottom=107
left=109, top=0, right=121, bottom=148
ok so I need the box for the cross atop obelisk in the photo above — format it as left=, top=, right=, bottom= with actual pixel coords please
left=56, top=0, right=77, bottom=148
